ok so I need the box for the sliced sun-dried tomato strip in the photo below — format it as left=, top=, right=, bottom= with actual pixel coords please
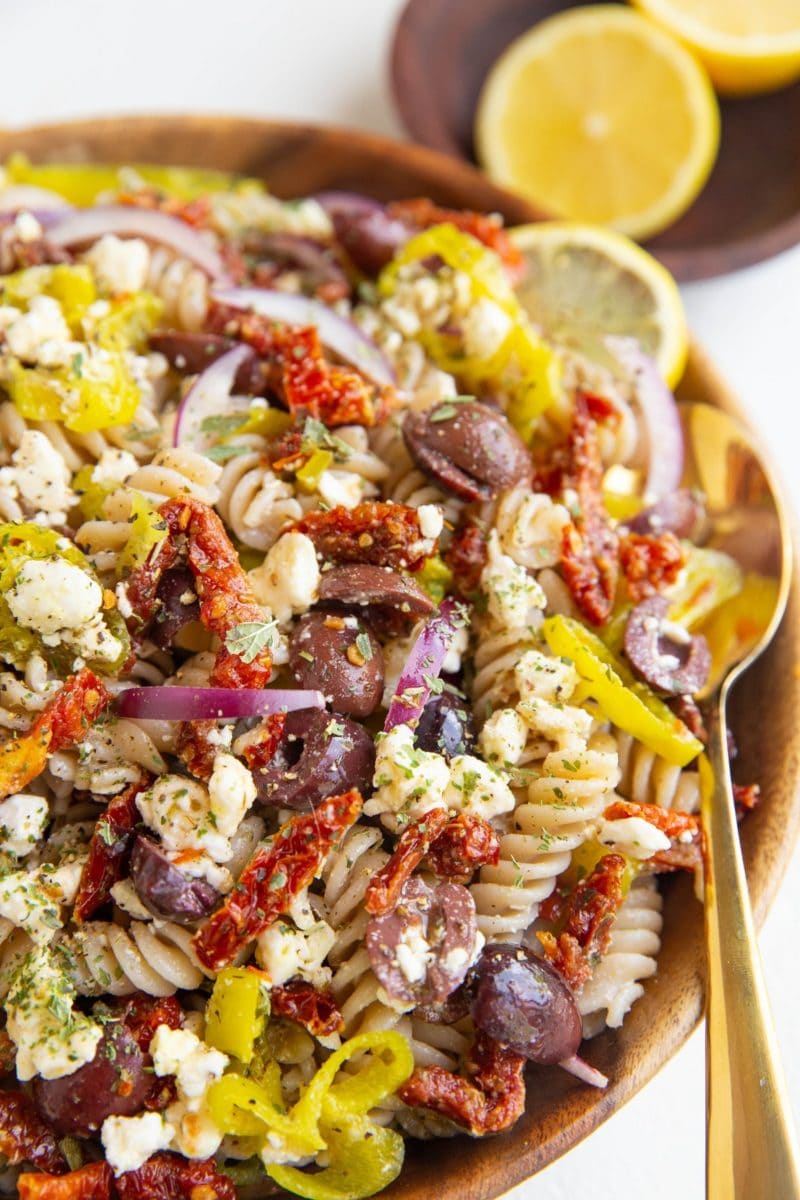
left=239, top=713, right=288, bottom=771
left=0, top=669, right=109, bottom=802
left=619, top=531, right=686, bottom=603
left=387, top=198, right=525, bottom=278
left=17, top=1163, right=113, bottom=1200
left=176, top=719, right=219, bottom=781
left=0, top=1091, right=67, bottom=1175
left=270, top=979, right=345, bottom=1039
left=365, top=808, right=450, bottom=916
left=398, top=1029, right=526, bottom=1135
left=603, top=799, right=704, bottom=875
left=291, top=501, right=436, bottom=571
left=74, top=774, right=152, bottom=922
left=193, top=789, right=363, bottom=971
left=114, top=992, right=184, bottom=1053
left=115, top=1153, right=236, bottom=1200
left=446, top=516, right=488, bottom=598
left=425, top=813, right=501, bottom=883
left=538, top=853, right=626, bottom=990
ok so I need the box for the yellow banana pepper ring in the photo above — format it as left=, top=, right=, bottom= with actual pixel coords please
left=205, top=966, right=270, bottom=1065
left=267, top=1118, right=406, bottom=1200
left=543, top=614, right=703, bottom=767
left=4, top=154, right=261, bottom=204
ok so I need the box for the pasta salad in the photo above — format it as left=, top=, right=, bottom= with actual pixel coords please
left=0, top=160, right=758, bottom=1200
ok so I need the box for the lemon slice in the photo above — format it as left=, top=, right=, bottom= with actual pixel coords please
left=475, top=5, right=720, bottom=241
left=633, top=0, right=800, bottom=94
left=509, top=221, right=688, bottom=387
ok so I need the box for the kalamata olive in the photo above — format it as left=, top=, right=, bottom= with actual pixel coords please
left=469, top=944, right=582, bottom=1064
left=624, top=594, right=711, bottom=695
left=627, top=489, right=705, bottom=540
left=403, top=400, right=532, bottom=501
left=366, top=878, right=479, bottom=1008
left=254, top=709, right=375, bottom=810
left=319, top=195, right=409, bottom=276
left=149, top=331, right=274, bottom=396
left=33, top=1024, right=150, bottom=1135
left=318, top=563, right=435, bottom=618
left=414, top=690, right=476, bottom=760
left=149, top=566, right=200, bottom=651
left=129, top=835, right=220, bottom=925
left=289, top=611, right=384, bottom=718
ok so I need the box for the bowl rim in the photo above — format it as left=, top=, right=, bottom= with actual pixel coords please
left=1, top=112, right=798, bottom=1197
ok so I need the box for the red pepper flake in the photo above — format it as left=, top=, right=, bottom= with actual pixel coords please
left=0, top=1090, right=67, bottom=1175
left=115, top=1153, right=236, bottom=1200
left=386, top=198, right=525, bottom=280
left=366, top=808, right=450, bottom=916
left=619, top=531, right=685, bottom=603
left=398, top=1029, right=526, bottom=1135
left=291, top=501, right=436, bottom=572
left=74, top=774, right=153, bottom=923
left=446, top=516, right=488, bottom=598
left=270, top=979, right=344, bottom=1039
left=193, top=789, right=363, bottom=971
left=0, top=669, right=110, bottom=801
left=425, top=812, right=501, bottom=883
left=17, top=1163, right=113, bottom=1200
left=538, top=853, right=626, bottom=990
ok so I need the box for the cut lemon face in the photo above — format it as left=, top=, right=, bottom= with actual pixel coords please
left=475, top=5, right=720, bottom=241
left=509, top=221, right=688, bottom=387
left=633, top=0, right=800, bottom=95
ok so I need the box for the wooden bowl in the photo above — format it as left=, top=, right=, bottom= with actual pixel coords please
left=391, top=0, right=800, bottom=281
left=2, top=116, right=798, bottom=1199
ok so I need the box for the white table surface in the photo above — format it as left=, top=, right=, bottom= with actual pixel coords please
left=2, top=2, right=799, bottom=1197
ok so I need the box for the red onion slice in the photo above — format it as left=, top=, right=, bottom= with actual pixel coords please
left=606, top=335, right=684, bottom=503
left=384, top=598, right=467, bottom=732
left=0, top=186, right=72, bottom=213
left=559, top=1053, right=609, bottom=1089
left=173, top=343, right=253, bottom=450
left=117, top=686, right=324, bottom=721
left=49, top=205, right=228, bottom=278
left=212, top=285, right=395, bottom=388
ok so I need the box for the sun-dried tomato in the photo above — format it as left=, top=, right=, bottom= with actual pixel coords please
left=670, top=695, right=708, bottom=745
left=0, top=1091, right=67, bottom=1174
left=603, top=799, right=705, bottom=876
left=124, top=498, right=273, bottom=688
left=386, top=198, right=525, bottom=280
left=365, top=808, right=449, bottom=916
left=734, top=782, right=761, bottom=820
left=399, top=1029, right=525, bottom=1135
left=265, top=421, right=306, bottom=473
left=74, top=774, right=152, bottom=922
left=619, top=531, right=686, bottom=603
left=446, top=516, right=488, bottom=598
left=17, top=1164, right=113, bottom=1200
left=176, top=720, right=218, bottom=781
left=193, top=788, right=363, bottom=971
left=538, top=853, right=626, bottom=990
left=270, top=979, right=344, bottom=1039
left=118, top=188, right=214, bottom=231
left=115, top=1153, right=236, bottom=1200
left=0, top=669, right=109, bottom=801
left=114, top=993, right=183, bottom=1053
left=425, top=813, right=501, bottom=883
left=239, top=713, right=287, bottom=771
left=291, top=501, right=436, bottom=572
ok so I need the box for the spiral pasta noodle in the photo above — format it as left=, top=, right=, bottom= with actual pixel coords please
left=60, top=917, right=210, bottom=998
left=615, top=729, right=701, bottom=814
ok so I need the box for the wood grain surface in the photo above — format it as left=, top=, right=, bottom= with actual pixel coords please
left=391, top=0, right=800, bottom=281
left=1, top=115, right=797, bottom=1199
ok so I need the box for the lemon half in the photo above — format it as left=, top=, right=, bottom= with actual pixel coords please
left=476, top=5, right=720, bottom=241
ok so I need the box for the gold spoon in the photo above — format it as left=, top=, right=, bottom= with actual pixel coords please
left=680, top=402, right=799, bottom=1199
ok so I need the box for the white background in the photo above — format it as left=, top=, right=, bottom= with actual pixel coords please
left=1, top=2, right=799, bottom=1197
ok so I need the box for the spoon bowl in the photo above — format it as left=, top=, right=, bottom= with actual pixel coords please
left=679, top=401, right=799, bottom=1198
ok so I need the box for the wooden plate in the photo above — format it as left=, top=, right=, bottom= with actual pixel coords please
left=2, top=116, right=798, bottom=1199
left=391, top=0, right=800, bottom=281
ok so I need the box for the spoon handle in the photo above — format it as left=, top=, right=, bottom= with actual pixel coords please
left=704, top=714, right=800, bottom=1199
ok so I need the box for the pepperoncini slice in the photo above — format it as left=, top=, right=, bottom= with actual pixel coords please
left=115, top=491, right=168, bottom=577
left=72, top=466, right=116, bottom=521
left=205, top=966, right=270, bottom=1065
left=416, top=554, right=453, bottom=604
left=295, top=449, right=334, bottom=493
left=665, top=545, right=743, bottom=630
left=0, top=523, right=130, bottom=673
left=92, top=291, right=163, bottom=351
left=0, top=264, right=97, bottom=333
left=4, top=154, right=260, bottom=204
left=267, top=1119, right=406, bottom=1200
left=543, top=614, right=703, bottom=767
left=379, top=224, right=562, bottom=440
left=8, top=351, right=141, bottom=433
left=560, top=837, right=641, bottom=897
